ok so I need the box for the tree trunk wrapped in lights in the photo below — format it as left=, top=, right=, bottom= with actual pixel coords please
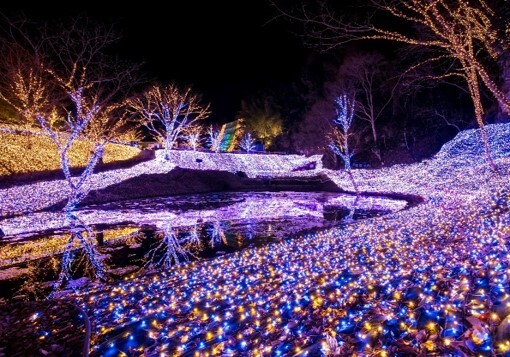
left=328, top=94, right=360, bottom=194
left=128, top=84, right=210, bottom=159
left=0, top=17, right=139, bottom=294
left=0, top=17, right=140, bottom=212
left=207, top=125, right=224, bottom=153
left=239, top=132, right=257, bottom=153
left=182, top=124, right=204, bottom=151
left=275, top=0, right=510, bottom=170
left=329, top=51, right=399, bottom=163
left=329, top=94, right=356, bottom=171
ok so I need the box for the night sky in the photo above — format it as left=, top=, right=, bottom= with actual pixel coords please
left=1, top=1, right=310, bottom=121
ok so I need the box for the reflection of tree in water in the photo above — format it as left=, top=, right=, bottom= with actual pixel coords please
left=18, top=255, right=61, bottom=300
left=143, top=223, right=205, bottom=269
left=187, top=223, right=202, bottom=249
left=207, top=220, right=228, bottom=248
left=142, top=220, right=246, bottom=269
left=49, top=215, right=108, bottom=298
left=346, top=195, right=360, bottom=222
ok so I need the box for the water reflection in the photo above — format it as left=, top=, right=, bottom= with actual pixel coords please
left=143, top=225, right=192, bottom=269
left=1, top=192, right=407, bottom=238
left=0, top=191, right=408, bottom=299
left=49, top=214, right=108, bottom=298
left=207, top=220, right=228, bottom=248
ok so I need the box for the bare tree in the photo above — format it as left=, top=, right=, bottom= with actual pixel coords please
left=330, top=51, right=399, bottom=162
left=274, top=0, right=510, bottom=170
left=0, top=17, right=139, bottom=212
left=128, top=83, right=210, bottom=159
left=239, top=132, right=257, bottom=153
left=328, top=94, right=360, bottom=193
left=207, top=125, right=223, bottom=153
left=182, top=124, right=203, bottom=151
left=292, top=97, right=335, bottom=157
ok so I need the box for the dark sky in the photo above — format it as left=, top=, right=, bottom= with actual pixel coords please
left=2, top=1, right=310, bottom=121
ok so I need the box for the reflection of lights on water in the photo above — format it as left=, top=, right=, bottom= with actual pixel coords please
left=1, top=192, right=407, bottom=237
left=0, top=150, right=324, bottom=217
left=59, top=184, right=509, bottom=356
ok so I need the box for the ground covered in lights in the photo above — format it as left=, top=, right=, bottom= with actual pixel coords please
left=63, top=187, right=510, bottom=356
left=2, top=124, right=510, bottom=356
left=57, top=124, right=510, bottom=356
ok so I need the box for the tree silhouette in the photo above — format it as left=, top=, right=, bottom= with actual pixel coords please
left=275, top=0, right=510, bottom=169
left=128, top=84, right=209, bottom=159
left=0, top=17, right=139, bottom=212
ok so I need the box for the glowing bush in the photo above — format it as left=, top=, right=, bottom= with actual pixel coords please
left=0, top=131, right=140, bottom=177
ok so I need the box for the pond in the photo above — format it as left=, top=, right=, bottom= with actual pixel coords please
left=0, top=191, right=408, bottom=300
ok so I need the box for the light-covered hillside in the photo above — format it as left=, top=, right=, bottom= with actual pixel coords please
left=0, top=130, right=140, bottom=177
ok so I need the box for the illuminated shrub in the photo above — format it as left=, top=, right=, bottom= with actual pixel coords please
left=0, top=132, right=140, bottom=176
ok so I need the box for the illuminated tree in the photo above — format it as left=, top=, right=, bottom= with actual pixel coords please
left=0, top=41, right=56, bottom=149
left=0, top=17, right=138, bottom=212
left=329, top=94, right=356, bottom=170
left=328, top=94, right=360, bottom=193
left=237, top=97, right=284, bottom=149
left=0, top=69, right=49, bottom=129
left=330, top=51, right=399, bottom=162
left=111, top=125, right=144, bottom=145
left=207, top=125, right=223, bottom=152
left=0, top=17, right=138, bottom=295
left=0, top=36, right=50, bottom=129
left=182, top=124, right=203, bottom=151
left=239, top=132, right=257, bottom=153
left=128, top=84, right=210, bottom=159
left=275, top=0, right=510, bottom=169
